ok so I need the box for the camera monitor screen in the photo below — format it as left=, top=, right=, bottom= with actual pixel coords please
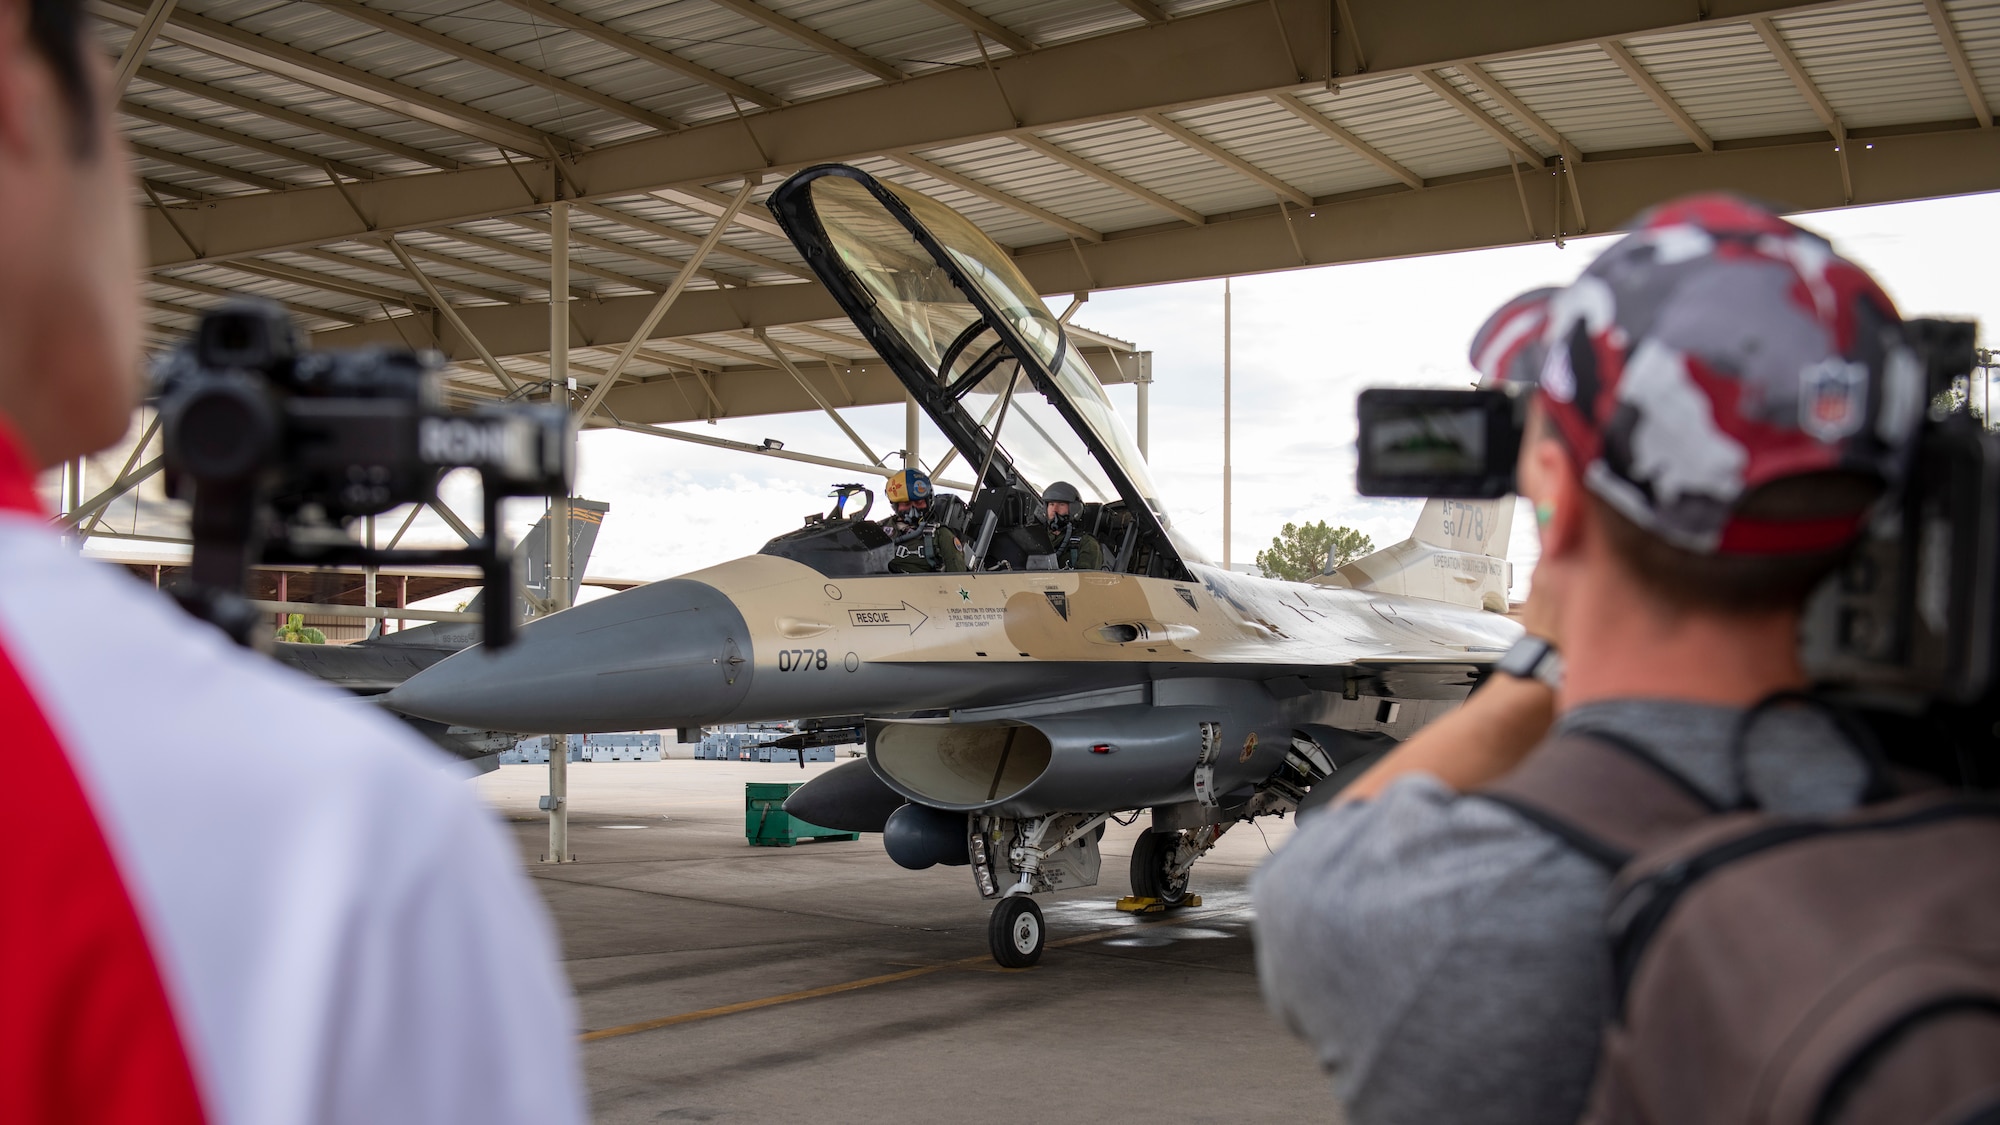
left=1356, top=388, right=1520, bottom=498
left=1368, top=406, right=1486, bottom=474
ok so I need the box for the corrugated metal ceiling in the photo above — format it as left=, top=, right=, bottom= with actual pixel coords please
left=114, top=0, right=2000, bottom=403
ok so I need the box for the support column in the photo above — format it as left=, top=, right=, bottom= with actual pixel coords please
left=547, top=198, right=573, bottom=865
left=1135, top=371, right=1151, bottom=460
left=363, top=513, right=377, bottom=639
left=1222, top=278, right=1232, bottom=570
left=904, top=395, right=920, bottom=469
left=64, top=457, right=83, bottom=550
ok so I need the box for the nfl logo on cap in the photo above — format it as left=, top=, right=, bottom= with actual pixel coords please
left=1799, top=358, right=1868, bottom=443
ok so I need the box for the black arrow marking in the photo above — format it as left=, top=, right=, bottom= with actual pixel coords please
left=847, top=602, right=929, bottom=634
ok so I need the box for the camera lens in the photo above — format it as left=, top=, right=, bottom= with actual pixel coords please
left=169, top=381, right=277, bottom=481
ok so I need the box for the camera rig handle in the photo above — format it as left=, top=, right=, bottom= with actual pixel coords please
left=172, top=434, right=564, bottom=652
left=253, top=485, right=522, bottom=648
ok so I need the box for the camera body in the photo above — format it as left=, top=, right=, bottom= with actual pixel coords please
left=156, top=300, right=572, bottom=649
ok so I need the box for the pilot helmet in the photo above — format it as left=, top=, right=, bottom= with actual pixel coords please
left=1042, top=481, right=1082, bottom=526
left=886, top=468, right=933, bottom=512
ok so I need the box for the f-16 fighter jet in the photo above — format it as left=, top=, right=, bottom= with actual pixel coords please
left=387, top=166, right=1521, bottom=964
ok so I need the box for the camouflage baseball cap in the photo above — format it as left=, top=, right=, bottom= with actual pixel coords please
left=1533, top=194, right=1922, bottom=556
left=1469, top=286, right=1558, bottom=388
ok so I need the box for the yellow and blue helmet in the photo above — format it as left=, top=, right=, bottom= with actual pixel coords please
left=885, top=468, right=933, bottom=505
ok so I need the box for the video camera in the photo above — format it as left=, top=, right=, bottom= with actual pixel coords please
left=1354, top=320, right=1999, bottom=713
left=155, top=300, right=572, bottom=650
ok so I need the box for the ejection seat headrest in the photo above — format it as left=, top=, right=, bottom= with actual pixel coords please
left=927, top=493, right=969, bottom=534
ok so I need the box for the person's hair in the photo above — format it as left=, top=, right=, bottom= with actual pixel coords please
left=1592, top=473, right=1883, bottom=614
left=27, top=0, right=95, bottom=157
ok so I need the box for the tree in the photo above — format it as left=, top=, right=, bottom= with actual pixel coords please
left=1256, top=521, right=1374, bottom=582
left=276, top=613, right=327, bottom=645
left=1934, top=379, right=1968, bottom=418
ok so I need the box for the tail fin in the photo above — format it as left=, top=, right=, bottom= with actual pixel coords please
left=1315, top=497, right=1514, bottom=612
left=1410, top=498, right=1513, bottom=558
left=465, top=498, right=610, bottom=616
left=521, top=498, right=609, bottom=608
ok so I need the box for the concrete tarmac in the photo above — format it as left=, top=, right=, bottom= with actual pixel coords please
left=473, top=760, right=1340, bottom=1124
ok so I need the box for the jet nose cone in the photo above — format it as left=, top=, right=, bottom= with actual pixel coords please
left=385, top=578, right=751, bottom=732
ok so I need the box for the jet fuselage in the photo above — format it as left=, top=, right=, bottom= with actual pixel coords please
left=388, top=551, right=1515, bottom=806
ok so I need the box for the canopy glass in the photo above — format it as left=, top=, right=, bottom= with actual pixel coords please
left=804, top=173, right=1169, bottom=524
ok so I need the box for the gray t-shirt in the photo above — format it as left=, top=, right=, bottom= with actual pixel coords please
left=1252, top=698, right=1871, bottom=1125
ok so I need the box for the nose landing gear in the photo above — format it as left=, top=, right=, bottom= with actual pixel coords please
left=988, top=896, right=1045, bottom=967
left=970, top=811, right=1105, bottom=966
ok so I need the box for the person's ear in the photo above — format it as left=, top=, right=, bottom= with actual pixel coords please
left=1539, top=451, right=1588, bottom=561
left=1522, top=433, right=1587, bottom=562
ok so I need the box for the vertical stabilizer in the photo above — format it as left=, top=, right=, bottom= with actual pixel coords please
left=1315, top=497, right=1515, bottom=612
left=464, top=498, right=610, bottom=617
left=1410, top=498, right=1513, bottom=558
left=522, top=498, right=610, bottom=608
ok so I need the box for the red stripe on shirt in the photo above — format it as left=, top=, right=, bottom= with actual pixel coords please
left=0, top=416, right=44, bottom=517
left=0, top=631, right=208, bottom=1124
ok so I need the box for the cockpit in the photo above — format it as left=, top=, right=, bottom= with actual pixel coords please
left=756, top=165, right=1200, bottom=582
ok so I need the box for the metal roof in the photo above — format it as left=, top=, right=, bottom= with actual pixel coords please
left=107, top=0, right=2000, bottom=422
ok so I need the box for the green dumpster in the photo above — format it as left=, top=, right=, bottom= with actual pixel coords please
left=745, top=781, right=860, bottom=847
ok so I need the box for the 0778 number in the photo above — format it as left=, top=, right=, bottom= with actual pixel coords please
left=777, top=648, right=828, bottom=672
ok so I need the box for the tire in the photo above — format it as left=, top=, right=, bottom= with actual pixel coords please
left=1129, top=828, right=1190, bottom=906
left=988, top=896, right=1045, bottom=968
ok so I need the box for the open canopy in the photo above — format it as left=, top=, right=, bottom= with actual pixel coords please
left=770, top=165, right=1200, bottom=576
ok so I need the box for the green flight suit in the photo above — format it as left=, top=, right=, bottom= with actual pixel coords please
left=1053, top=525, right=1103, bottom=570
left=887, top=522, right=968, bottom=574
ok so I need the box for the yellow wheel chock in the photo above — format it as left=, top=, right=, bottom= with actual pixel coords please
left=1115, top=894, right=1202, bottom=914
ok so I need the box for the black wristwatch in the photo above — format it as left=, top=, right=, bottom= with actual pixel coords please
left=1495, top=634, right=1564, bottom=690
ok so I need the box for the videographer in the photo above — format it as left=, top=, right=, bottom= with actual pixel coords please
left=1253, top=196, right=1920, bottom=1123
left=0, top=3, right=584, bottom=1121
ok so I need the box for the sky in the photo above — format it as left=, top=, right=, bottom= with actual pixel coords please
left=64, top=191, right=2000, bottom=608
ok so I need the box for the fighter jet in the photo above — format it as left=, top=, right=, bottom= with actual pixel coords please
left=388, top=165, right=1521, bottom=964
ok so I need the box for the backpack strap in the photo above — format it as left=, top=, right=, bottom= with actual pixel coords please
left=1476, top=731, right=1721, bottom=870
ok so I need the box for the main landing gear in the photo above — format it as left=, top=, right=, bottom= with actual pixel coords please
left=988, top=896, right=1045, bottom=967
left=1126, top=824, right=1225, bottom=909
left=1129, top=828, right=1191, bottom=906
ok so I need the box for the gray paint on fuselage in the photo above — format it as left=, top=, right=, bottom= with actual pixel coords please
left=385, top=578, right=756, bottom=733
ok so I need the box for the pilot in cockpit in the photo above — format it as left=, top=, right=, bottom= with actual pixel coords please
left=1041, top=482, right=1102, bottom=571
left=882, top=469, right=968, bottom=575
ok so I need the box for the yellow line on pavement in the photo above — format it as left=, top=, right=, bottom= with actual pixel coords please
left=581, top=962, right=967, bottom=1041
left=580, top=908, right=1223, bottom=1043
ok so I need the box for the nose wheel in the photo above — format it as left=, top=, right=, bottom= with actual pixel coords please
left=988, top=896, right=1045, bottom=967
